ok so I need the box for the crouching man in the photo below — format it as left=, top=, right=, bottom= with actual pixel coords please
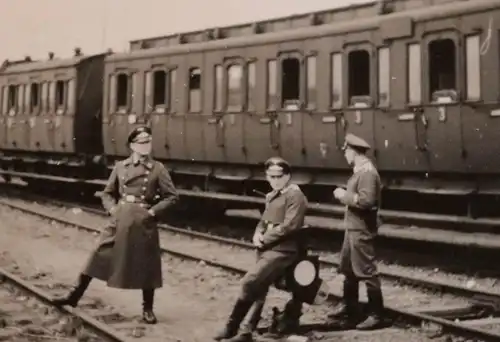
left=214, top=157, right=308, bottom=341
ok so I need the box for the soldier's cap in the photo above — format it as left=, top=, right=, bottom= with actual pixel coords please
left=342, top=133, right=371, bottom=152
left=264, top=157, right=291, bottom=175
left=127, top=126, right=152, bottom=145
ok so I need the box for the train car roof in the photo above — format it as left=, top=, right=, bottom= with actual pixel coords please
left=1, top=53, right=103, bottom=75
left=127, top=0, right=471, bottom=51
left=108, top=0, right=498, bottom=63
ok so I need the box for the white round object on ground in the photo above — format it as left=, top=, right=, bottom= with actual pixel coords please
left=293, top=260, right=316, bottom=286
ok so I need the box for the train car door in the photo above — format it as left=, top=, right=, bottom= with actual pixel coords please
left=164, top=55, right=187, bottom=161
left=147, top=64, right=172, bottom=160
left=242, top=46, right=275, bottom=165
left=184, top=53, right=205, bottom=161
left=108, top=70, right=139, bottom=157
left=341, top=41, right=376, bottom=158
left=220, top=53, right=246, bottom=164
left=421, top=30, right=464, bottom=172
left=53, top=78, right=76, bottom=153
left=275, top=42, right=306, bottom=166
left=7, top=84, right=30, bottom=151
left=302, top=36, right=346, bottom=169
left=29, top=81, right=53, bottom=152
left=203, top=50, right=224, bottom=162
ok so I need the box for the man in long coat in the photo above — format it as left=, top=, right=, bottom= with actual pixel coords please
left=52, top=126, right=179, bottom=324
left=329, top=133, right=384, bottom=330
left=214, top=157, right=308, bottom=341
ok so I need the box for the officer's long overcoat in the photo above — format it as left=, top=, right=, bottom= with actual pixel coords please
left=337, top=159, right=382, bottom=279
left=82, top=157, right=178, bottom=289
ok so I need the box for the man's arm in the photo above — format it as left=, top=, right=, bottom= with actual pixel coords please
left=149, top=163, right=179, bottom=216
left=339, top=171, right=378, bottom=209
left=261, top=191, right=307, bottom=245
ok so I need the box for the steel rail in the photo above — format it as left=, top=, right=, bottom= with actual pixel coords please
left=2, top=170, right=500, bottom=232
left=2, top=200, right=500, bottom=341
left=46, top=199, right=500, bottom=306
left=0, top=268, right=132, bottom=342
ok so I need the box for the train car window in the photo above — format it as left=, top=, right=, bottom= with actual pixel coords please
left=144, top=71, right=152, bottom=113
left=348, top=50, right=370, bottom=105
left=7, top=85, right=16, bottom=115
left=330, top=53, right=343, bottom=109
left=281, top=58, right=300, bottom=109
left=1, top=87, right=7, bottom=115
left=429, top=39, right=456, bottom=100
left=24, top=84, right=31, bottom=114
left=17, top=85, right=24, bottom=115
left=227, top=64, right=243, bottom=112
left=55, top=80, right=66, bottom=114
left=267, top=60, right=277, bottom=111
left=30, top=83, right=40, bottom=114
left=67, top=80, right=75, bottom=114
left=131, top=73, right=138, bottom=112
left=188, top=68, right=201, bottom=113
left=214, top=65, right=223, bottom=111
left=465, top=35, right=481, bottom=101
left=40, top=82, right=48, bottom=114
left=378, top=47, right=390, bottom=107
left=408, top=44, right=422, bottom=105
left=116, top=73, right=129, bottom=112
left=247, top=62, right=256, bottom=112
left=306, top=56, right=316, bottom=110
left=169, top=69, right=177, bottom=113
left=153, top=70, right=167, bottom=112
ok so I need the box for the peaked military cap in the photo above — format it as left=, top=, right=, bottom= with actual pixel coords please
left=342, top=133, right=371, bottom=151
left=127, top=126, right=152, bottom=145
left=265, top=157, right=291, bottom=174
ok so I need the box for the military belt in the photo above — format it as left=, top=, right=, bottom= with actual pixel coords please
left=120, top=195, right=151, bottom=208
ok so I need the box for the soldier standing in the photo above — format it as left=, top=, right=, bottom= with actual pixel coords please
left=214, top=157, right=308, bottom=341
left=52, top=126, right=179, bottom=324
left=329, top=133, right=384, bottom=330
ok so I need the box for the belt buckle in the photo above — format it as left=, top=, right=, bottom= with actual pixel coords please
left=125, top=195, right=135, bottom=202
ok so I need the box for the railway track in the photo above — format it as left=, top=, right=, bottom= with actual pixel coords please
left=2, top=197, right=500, bottom=341
left=0, top=266, right=134, bottom=342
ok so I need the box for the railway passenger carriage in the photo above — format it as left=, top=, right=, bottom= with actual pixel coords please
left=1, top=0, right=500, bottom=216
left=0, top=51, right=105, bottom=178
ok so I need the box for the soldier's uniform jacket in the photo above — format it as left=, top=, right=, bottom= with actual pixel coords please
left=255, top=184, right=308, bottom=252
left=82, top=156, right=178, bottom=289
left=338, top=157, right=381, bottom=279
left=338, top=158, right=381, bottom=234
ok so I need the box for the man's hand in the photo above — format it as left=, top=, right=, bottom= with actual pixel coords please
left=252, top=231, right=264, bottom=248
left=148, top=209, right=155, bottom=217
left=333, top=187, right=346, bottom=200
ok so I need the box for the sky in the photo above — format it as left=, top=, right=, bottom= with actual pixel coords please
left=0, top=0, right=370, bottom=61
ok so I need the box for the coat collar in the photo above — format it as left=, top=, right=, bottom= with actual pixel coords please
left=123, top=155, right=154, bottom=170
left=353, top=158, right=374, bottom=174
left=266, top=183, right=300, bottom=201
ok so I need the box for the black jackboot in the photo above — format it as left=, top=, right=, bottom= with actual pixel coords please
left=328, top=278, right=360, bottom=320
left=274, top=298, right=302, bottom=335
left=356, top=288, right=384, bottom=330
left=142, top=289, right=157, bottom=324
left=52, top=274, right=92, bottom=308
left=214, top=299, right=254, bottom=341
left=229, top=300, right=266, bottom=342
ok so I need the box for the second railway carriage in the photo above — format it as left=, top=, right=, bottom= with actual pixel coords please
left=0, top=51, right=106, bottom=180
left=102, top=0, right=500, bottom=211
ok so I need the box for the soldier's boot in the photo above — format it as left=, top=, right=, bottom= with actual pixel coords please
left=356, top=288, right=384, bottom=330
left=214, top=299, right=254, bottom=341
left=327, top=278, right=360, bottom=321
left=142, top=289, right=157, bottom=324
left=228, top=300, right=265, bottom=342
left=275, top=298, right=302, bottom=335
left=52, top=274, right=92, bottom=308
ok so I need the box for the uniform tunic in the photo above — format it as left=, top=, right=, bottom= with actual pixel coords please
left=337, top=158, right=382, bottom=279
left=239, top=184, right=308, bottom=300
left=82, top=156, right=179, bottom=289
